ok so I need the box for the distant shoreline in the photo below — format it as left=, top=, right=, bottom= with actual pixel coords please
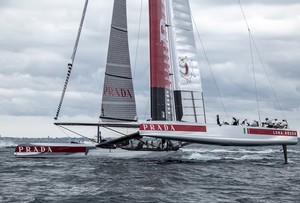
left=0, top=136, right=87, bottom=146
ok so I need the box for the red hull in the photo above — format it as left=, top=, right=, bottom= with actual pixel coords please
left=14, top=143, right=96, bottom=157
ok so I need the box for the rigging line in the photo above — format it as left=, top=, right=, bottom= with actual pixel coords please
left=54, top=118, right=82, bottom=139
left=102, top=126, right=127, bottom=136
left=238, top=0, right=286, bottom=120
left=58, top=125, right=96, bottom=142
left=55, top=120, right=73, bottom=138
left=249, top=32, right=261, bottom=124
left=133, top=0, right=143, bottom=78
left=191, top=14, right=229, bottom=122
left=54, top=0, right=89, bottom=120
left=237, top=0, right=250, bottom=33
left=250, top=34, right=286, bottom=120
left=239, top=0, right=261, bottom=123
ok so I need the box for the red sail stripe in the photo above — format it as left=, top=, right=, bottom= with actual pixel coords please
left=140, top=123, right=207, bottom=132
left=248, top=128, right=297, bottom=136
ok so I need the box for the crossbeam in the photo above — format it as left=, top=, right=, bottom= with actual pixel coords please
left=54, top=122, right=140, bottom=128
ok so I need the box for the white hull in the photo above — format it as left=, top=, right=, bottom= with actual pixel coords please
left=139, top=122, right=298, bottom=146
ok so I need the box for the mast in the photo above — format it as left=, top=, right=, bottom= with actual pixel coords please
left=54, top=0, right=89, bottom=120
left=100, top=0, right=137, bottom=122
left=149, top=0, right=173, bottom=121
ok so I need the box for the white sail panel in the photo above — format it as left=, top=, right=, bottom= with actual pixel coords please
left=167, top=0, right=202, bottom=92
left=167, top=0, right=205, bottom=123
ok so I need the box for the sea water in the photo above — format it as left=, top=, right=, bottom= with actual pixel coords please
left=0, top=143, right=300, bottom=203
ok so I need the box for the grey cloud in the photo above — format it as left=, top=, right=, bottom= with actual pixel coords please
left=0, top=0, right=299, bottom=132
left=190, top=0, right=300, bottom=6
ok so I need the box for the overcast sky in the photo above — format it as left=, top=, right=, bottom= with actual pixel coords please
left=0, top=0, right=299, bottom=138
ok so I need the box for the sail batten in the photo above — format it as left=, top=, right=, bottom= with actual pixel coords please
left=105, top=73, right=132, bottom=80
left=100, top=0, right=137, bottom=122
left=111, top=25, right=127, bottom=32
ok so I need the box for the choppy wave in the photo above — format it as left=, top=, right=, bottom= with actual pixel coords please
left=180, top=146, right=289, bottom=162
left=0, top=140, right=16, bottom=148
left=181, top=147, right=276, bottom=154
left=1, top=145, right=300, bottom=203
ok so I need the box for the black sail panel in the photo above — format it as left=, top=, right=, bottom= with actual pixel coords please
left=100, top=0, right=137, bottom=122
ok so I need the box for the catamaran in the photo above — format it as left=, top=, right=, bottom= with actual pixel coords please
left=15, top=0, right=297, bottom=161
